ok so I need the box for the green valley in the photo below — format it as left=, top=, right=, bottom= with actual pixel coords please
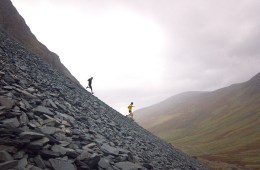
left=135, top=72, right=260, bottom=169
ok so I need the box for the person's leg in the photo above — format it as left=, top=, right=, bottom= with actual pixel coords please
left=89, top=85, right=93, bottom=93
left=130, top=111, right=133, bottom=119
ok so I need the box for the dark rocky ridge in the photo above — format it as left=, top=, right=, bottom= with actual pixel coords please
left=0, top=0, right=79, bottom=85
left=0, top=25, right=207, bottom=170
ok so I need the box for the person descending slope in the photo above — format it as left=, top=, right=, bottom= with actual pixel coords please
left=127, top=102, right=135, bottom=119
left=86, top=77, right=94, bottom=94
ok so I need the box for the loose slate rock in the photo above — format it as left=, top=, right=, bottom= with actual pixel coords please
left=0, top=160, right=18, bottom=170
left=20, top=112, right=29, bottom=125
left=115, top=161, right=144, bottom=170
left=27, top=165, right=44, bottom=170
left=0, top=71, right=5, bottom=75
left=143, top=163, right=153, bottom=170
left=101, top=143, right=120, bottom=156
left=76, top=150, right=92, bottom=161
left=56, top=112, right=75, bottom=124
left=1, top=117, right=20, bottom=128
left=0, top=96, right=14, bottom=109
left=17, top=157, right=28, bottom=169
left=33, top=155, right=46, bottom=169
left=33, top=106, right=53, bottom=116
left=44, top=99, right=57, bottom=109
left=85, top=154, right=100, bottom=169
left=13, top=150, right=25, bottom=159
left=83, top=142, right=96, bottom=149
left=20, top=131, right=45, bottom=140
left=2, top=73, right=16, bottom=83
left=49, top=159, right=76, bottom=170
left=51, top=145, right=67, bottom=155
left=98, top=158, right=110, bottom=169
left=65, top=150, right=79, bottom=159
left=0, top=145, right=17, bottom=154
left=17, top=89, right=37, bottom=99
left=39, top=126, right=57, bottom=135
left=76, top=151, right=100, bottom=168
left=28, top=137, right=49, bottom=149
left=40, top=149, right=59, bottom=159
left=0, top=151, right=13, bottom=162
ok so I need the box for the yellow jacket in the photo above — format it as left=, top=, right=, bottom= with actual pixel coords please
left=128, top=104, right=134, bottom=111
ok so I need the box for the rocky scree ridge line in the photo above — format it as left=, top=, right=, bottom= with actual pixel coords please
left=0, top=0, right=79, bottom=85
left=0, top=29, right=208, bottom=170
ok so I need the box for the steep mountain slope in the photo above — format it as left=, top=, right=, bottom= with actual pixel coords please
left=0, top=0, right=78, bottom=84
left=0, top=23, right=208, bottom=169
left=135, top=73, right=260, bottom=169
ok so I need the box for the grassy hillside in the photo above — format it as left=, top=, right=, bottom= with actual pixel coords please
left=135, top=72, right=260, bottom=169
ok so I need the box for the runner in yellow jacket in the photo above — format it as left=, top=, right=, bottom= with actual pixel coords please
left=128, top=102, right=135, bottom=119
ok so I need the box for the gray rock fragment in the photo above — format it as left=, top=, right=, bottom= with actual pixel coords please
left=3, top=86, right=13, bottom=90
left=43, top=99, right=57, bottom=109
left=26, top=87, right=37, bottom=93
left=20, top=131, right=45, bottom=140
left=28, top=165, right=44, bottom=170
left=17, top=157, right=28, bottom=169
left=56, top=112, right=75, bottom=124
left=143, top=163, right=153, bottom=170
left=1, top=117, right=20, bottom=128
left=28, top=137, right=49, bottom=149
left=115, top=161, right=144, bottom=170
left=39, top=126, right=57, bottom=135
left=0, top=151, right=13, bottom=162
left=65, top=150, right=79, bottom=159
left=0, top=145, right=18, bottom=154
left=83, top=142, right=96, bottom=149
left=101, top=143, right=120, bottom=156
left=0, top=160, right=18, bottom=170
left=76, top=151, right=100, bottom=168
left=0, top=71, right=5, bottom=75
left=0, top=96, right=14, bottom=109
left=49, top=159, right=76, bottom=170
left=16, top=88, right=37, bottom=99
left=98, top=158, right=110, bottom=169
left=2, top=73, right=16, bottom=84
left=13, top=150, right=25, bottom=159
left=51, top=145, right=68, bottom=155
left=20, top=112, right=29, bottom=125
left=33, top=106, right=53, bottom=116
left=33, top=155, right=46, bottom=169
left=40, top=149, right=60, bottom=159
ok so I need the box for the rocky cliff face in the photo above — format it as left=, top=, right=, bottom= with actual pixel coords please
left=0, top=25, right=208, bottom=169
left=0, top=0, right=79, bottom=85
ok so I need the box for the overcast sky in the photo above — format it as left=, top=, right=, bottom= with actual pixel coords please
left=11, top=0, right=260, bottom=114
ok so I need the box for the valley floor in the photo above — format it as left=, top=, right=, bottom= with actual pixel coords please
left=173, top=144, right=260, bottom=170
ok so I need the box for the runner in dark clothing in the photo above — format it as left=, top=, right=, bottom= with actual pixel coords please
left=86, top=77, right=94, bottom=94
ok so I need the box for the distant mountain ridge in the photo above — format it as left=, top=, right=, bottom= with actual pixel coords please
left=0, top=0, right=79, bottom=84
left=135, top=72, right=260, bottom=169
